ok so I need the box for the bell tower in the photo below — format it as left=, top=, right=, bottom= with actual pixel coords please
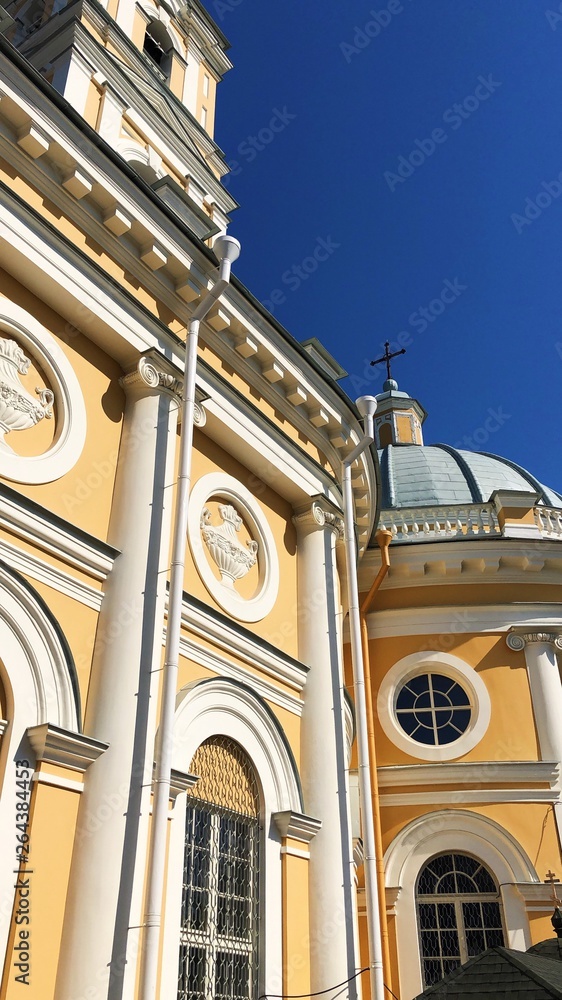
left=4, top=0, right=237, bottom=237
left=374, top=378, right=427, bottom=448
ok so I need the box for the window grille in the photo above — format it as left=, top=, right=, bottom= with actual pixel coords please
left=179, top=737, right=261, bottom=1000
left=396, top=673, right=472, bottom=746
left=416, top=853, right=505, bottom=987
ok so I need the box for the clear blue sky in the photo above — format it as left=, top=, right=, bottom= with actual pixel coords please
left=205, top=0, right=562, bottom=493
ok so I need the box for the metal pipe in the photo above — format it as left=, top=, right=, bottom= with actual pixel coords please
left=138, top=235, right=241, bottom=1000
left=342, top=396, right=385, bottom=1000
left=360, top=529, right=393, bottom=994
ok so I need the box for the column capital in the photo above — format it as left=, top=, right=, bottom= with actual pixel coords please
left=292, top=498, right=344, bottom=539
left=507, top=628, right=562, bottom=652
left=120, top=351, right=183, bottom=404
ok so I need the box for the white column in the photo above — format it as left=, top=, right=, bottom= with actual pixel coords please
left=55, top=354, right=181, bottom=1000
left=507, top=628, right=562, bottom=847
left=293, top=501, right=359, bottom=1000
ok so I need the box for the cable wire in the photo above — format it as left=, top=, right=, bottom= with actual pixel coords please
left=259, top=967, right=399, bottom=1000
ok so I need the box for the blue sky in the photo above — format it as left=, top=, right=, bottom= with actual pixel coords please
left=206, top=0, right=562, bottom=493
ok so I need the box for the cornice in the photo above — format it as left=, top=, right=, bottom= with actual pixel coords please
left=0, top=481, right=117, bottom=580
left=27, top=723, right=108, bottom=772
left=359, top=537, right=562, bottom=592
left=363, top=603, right=562, bottom=640
left=377, top=760, right=559, bottom=789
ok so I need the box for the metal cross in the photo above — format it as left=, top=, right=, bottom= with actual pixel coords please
left=370, top=341, right=406, bottom=380
left=546, top=870, right=560, bottom=884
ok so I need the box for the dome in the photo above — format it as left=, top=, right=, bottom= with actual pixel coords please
left=379, top=443, right=562, bottom=510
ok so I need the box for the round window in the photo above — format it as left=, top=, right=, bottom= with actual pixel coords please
left=395, top=673, right=472, bottom=746
left=377, top=652, right=491, bottom=761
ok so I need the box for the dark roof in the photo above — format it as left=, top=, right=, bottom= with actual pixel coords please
left=414, top=947, right=562, bottom=1000
left=529, top=940, right=562, bottom=963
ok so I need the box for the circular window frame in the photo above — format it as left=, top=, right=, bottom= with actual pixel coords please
left=377, top=651, right=491, bottom=761
left=0, top=303, right=87, bottom=484
left=188, top=473, right=280, bottom=623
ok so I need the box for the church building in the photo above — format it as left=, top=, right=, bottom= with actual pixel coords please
left=0, top=1, right=559, bottom=999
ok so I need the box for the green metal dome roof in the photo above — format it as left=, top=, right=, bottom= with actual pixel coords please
left=378, top=444, right=562, bottom=510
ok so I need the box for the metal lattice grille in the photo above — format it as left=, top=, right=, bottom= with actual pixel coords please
left=178, top=738, right=260, bottom=1000
left=416, top=853, right=505, bottom=987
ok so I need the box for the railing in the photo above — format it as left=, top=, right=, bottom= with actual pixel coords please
left=378, top=504, right=501, bottom=543
left=535, top=505, right=562, bottom=539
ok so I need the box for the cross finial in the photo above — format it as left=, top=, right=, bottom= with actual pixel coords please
left=370, top=341, right=406, bottom=381
left=546, top=870, right=561, bottom=903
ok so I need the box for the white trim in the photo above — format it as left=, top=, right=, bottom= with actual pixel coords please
left=280, top=846, right=310, bottom=860
left=0, top=300, right=86, bottom=483
left=180, top=597, right=308, bottom=694
left=0, top=489, right=115, bottom=580
left=364, top=603, right=562, bottom=639
left=161, top=678, right=302, bottom=1000
left=380, top=788, right=557, bottom=806
left=0, top=566, right=80, bottom=963
left=377, top=650, right=491, bottom=762
left=384, top=810, right=538, bottom=999
left=32, top=770, right=84, bottom=793
left=378, top=760, right=559, bottom=787
left=0, top=536, right=104, bottom=610
left=177, top=633, right=303, bottom=716
left=188, top=473, right=280, bottom=623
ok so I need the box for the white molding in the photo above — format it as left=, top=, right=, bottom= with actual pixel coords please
left=0, top=300, right=87, bottom=484
left=0, top=488, right=116, bottom=580
left=280, top=846, right=310, bottom=860
left=364, top=603, right=562, bottom=639
left=384, top=810, right=538, bottom=999
left=177, top=633, right=303, bottom=717
left=32, top=770, right=84, bottom=793
left=27, top=724, right=107, bottom=773
left=380, top=788, right=557, bottom=806
left=272, top=810, right=321, bottom=843
left=180, top=597, right=308, bottom=693
left=376, top=650, right=491, bottom=762
left=0, top=536, right=104, bottom=610
left=378, top=760, right=559, bottom=787
left=188, top=473, right=280, bottom=623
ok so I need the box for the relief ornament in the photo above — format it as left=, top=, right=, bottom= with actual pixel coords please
left=200, top=503, right=258, bottom=589
left=0, top=338, right=54, bottom=451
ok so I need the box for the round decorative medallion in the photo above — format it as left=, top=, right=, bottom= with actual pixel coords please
left=0, top=302, right=86, bottom=484
left=188, top=473, right=280, bottom=622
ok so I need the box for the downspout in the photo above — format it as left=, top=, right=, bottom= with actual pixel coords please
left=342, top=396, right=385, bottom=1000
left=138, top=235, right=241, bottom=1000
left=360, top=528, right=393, bottom=995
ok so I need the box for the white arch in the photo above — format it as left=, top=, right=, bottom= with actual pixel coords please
left=162, top=678, right=303, bottom=998
left=385, top=809, right=538, bottom=999
left=0, top=562, right=79, bottom=962
left=137, top=0, right=183, bottom=54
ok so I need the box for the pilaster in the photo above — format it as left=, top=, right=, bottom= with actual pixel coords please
left=507, top=628, right=562, bottom=852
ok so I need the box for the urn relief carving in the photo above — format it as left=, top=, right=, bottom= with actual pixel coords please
left=0, top=338, right=54, bottom=451
left=200, top=504, right=258, bottom=589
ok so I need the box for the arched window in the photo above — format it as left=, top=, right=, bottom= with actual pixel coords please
left=178, top=736, right=261, bottom=1000
left=416, top=852, right=505, bottom=987
left=143, top=19, right=172, bottom=78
